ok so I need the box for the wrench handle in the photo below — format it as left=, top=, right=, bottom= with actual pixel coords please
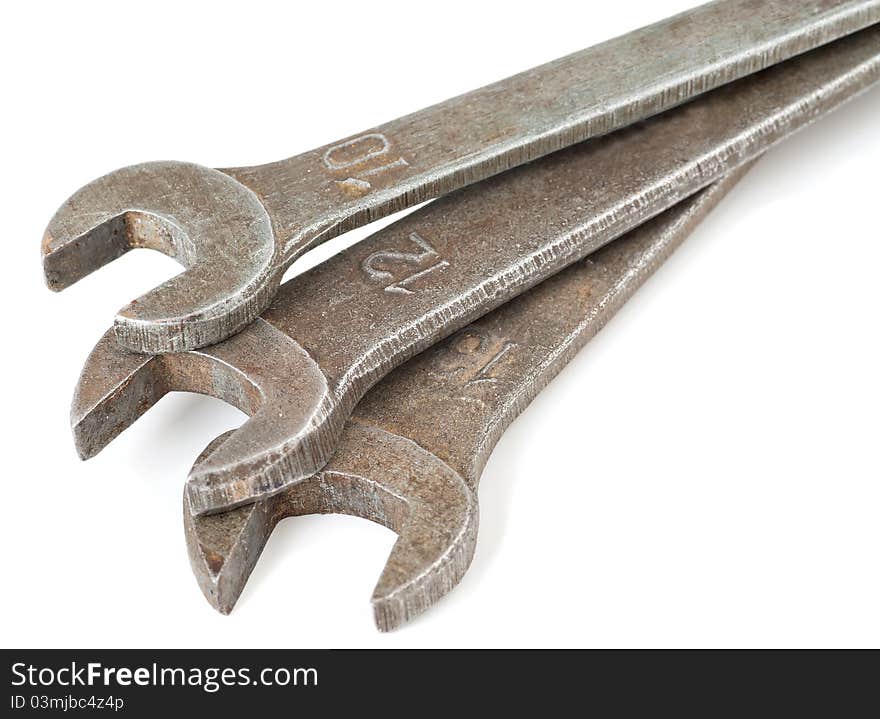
left=352, top=164, right=753, bottom=487
left=262, top=24, right=880, bottom=403
left=230, top=0, right=880, bottom=262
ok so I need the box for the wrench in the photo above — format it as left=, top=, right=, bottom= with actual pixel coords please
left=186, top=165, right=752, bottom=630
left=42, top=0, right=880, bottom=353
left=72, top=27, right=880, bottom=516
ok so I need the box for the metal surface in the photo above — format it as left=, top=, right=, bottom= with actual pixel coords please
left=71, top=27, right=880, bottom=516
left=186, top=166, right=752, bottom=630
left=42, top=0, right=880, bottom=353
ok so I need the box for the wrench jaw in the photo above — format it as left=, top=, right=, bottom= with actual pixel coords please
left=42, top=160, right=279, bottom=354
left=185, top=424, right=478, bottom=631
left=71, top=320, right=332, bottom=513
left=71, top=329, right=166, bottom=460
left=70, top=327, right=265, bottom=461
left=185, top=497, right=275, bottom=616
left=184, top=433, right=277, bottom=615
left=350, top=427, right=478, bottom=633
left=181, top=321, right=335, bottom=516
left=370, top=489, right=478, bottom=633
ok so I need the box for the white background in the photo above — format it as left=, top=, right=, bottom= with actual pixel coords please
left=1, top=0, right=878, bottom=648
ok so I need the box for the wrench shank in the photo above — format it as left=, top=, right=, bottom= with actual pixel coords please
left=353, top=177, right=755, bottom=490
left=229, top=0, right=880, bottom=263
left=270, top=26, right=880, bottom=386
left=351, top=168, right=750, bottom=490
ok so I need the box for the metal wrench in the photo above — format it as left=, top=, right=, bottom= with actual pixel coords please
left=42, top=0, right=880, bottom=353
left=186, top=165, right=752, bottom=630
left=72, top=27, right=880, bottom=516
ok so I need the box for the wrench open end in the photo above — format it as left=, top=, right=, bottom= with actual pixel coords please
left=185, top=424, right=477, bottom=631
left=72, top=320, right=332, bottom=516
left=42, top=161, right=279, bottom=353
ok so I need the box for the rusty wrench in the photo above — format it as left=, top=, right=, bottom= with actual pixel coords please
left=72, top=27, right=880, bottom=515
left=42, top=0, right=880, bottom=353
left=186, top=164, right=753, bottom=630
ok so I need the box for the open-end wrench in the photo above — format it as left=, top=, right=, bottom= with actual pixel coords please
left=72, top=27, right=880, bottom=516
left=42, top=0, right=880, bottom=353
left=186, top=165, right=752, bottom=630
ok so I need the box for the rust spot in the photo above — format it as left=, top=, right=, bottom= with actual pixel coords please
left=335, top=178, right=371, bottom=198
left=200, top=545, right=226, bottom=576
left=455, top=333, right=483, bottom=355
